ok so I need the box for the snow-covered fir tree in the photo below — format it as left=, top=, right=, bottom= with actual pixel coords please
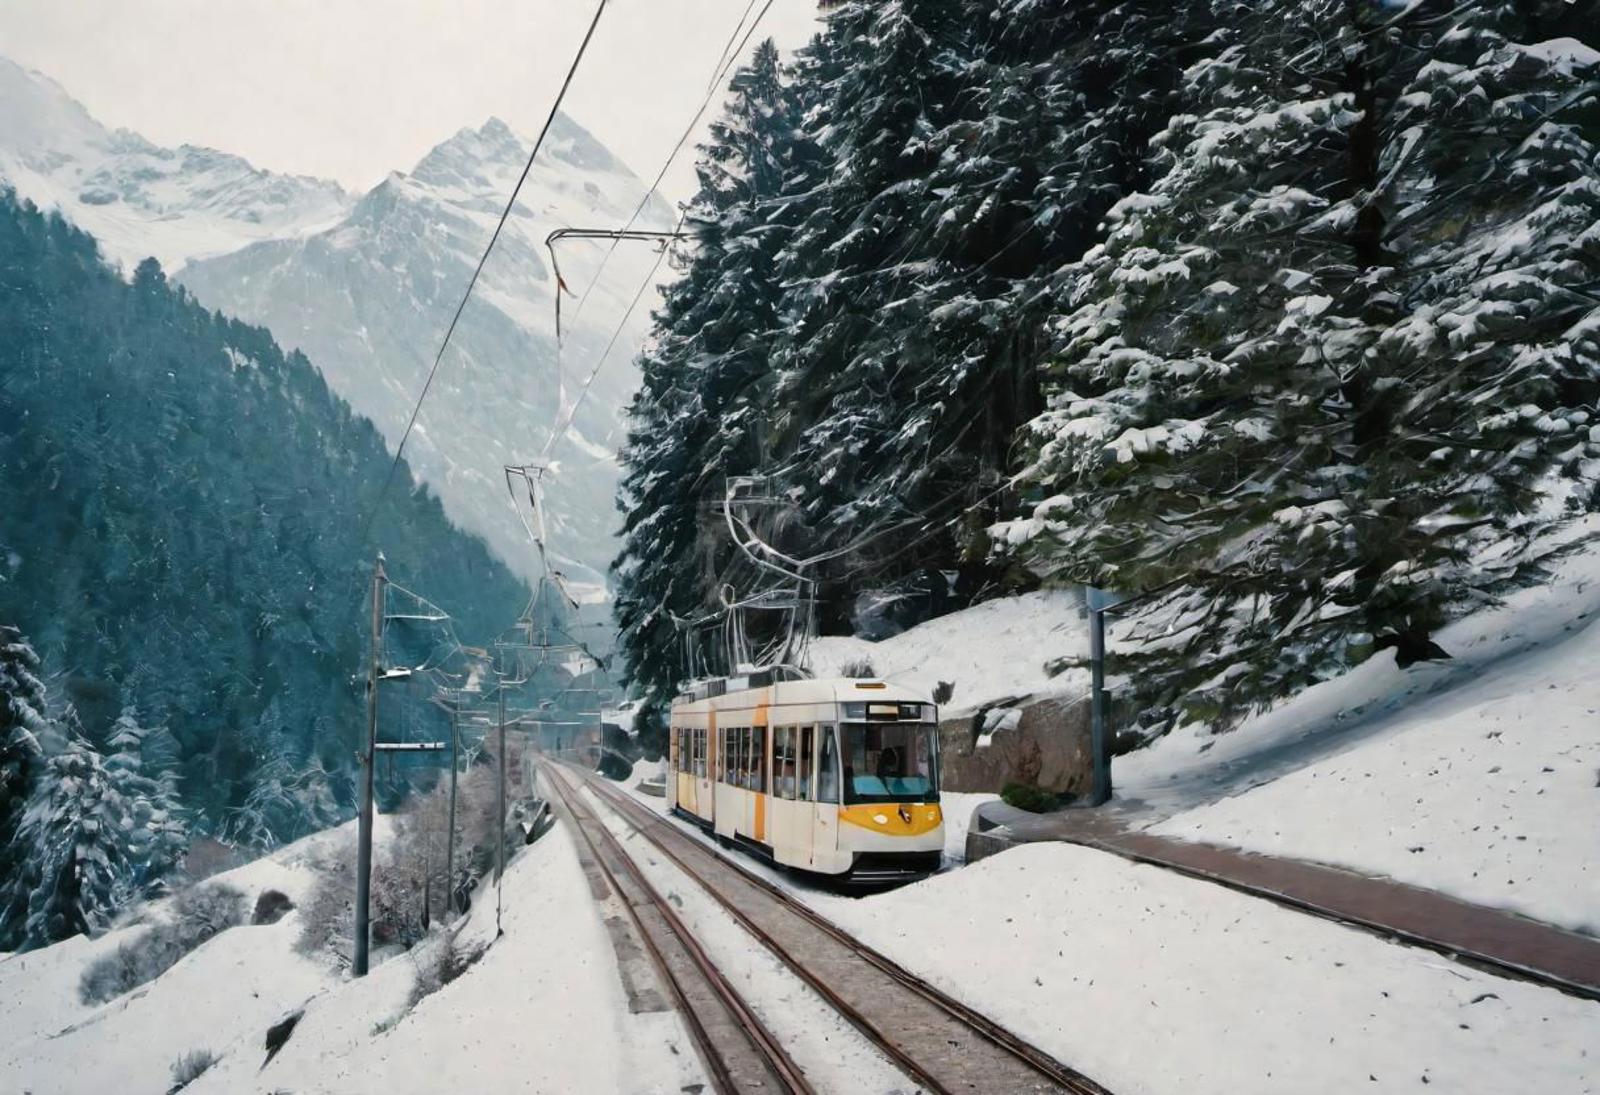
left=765, top=0, right=979, bottom=609
left=1004, top=0, right=1600, bottom=727
left=0, top=624, right=50, bottom=948
left=1, top=625, right=47, bottom=840
left=615, top=39, right=819, bottom=722
left=223, top=728, right=342, bottom=852
left=615, top=0, right=1224, bottom=701
left=3, top=737, right=138, bottom=949
left=105, top=707, right=189, bottom=899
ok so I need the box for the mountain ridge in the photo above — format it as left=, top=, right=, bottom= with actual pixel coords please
left=0, top=52, right=676, bottom=594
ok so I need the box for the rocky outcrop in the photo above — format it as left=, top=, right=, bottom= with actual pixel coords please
left=939, top=694, right=1093, bottom=796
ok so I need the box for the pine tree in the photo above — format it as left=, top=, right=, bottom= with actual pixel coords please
left=223, top=730, right=340, bottom=852
left=4, top=738, right=138, bottom=948
left=0, top=625, right=47, bottom=839
left=766, top=0, right=978, bottom=599
left=0, top=625, right=49, bottom=948
left=1007, top=0, right=1600, bottom=727
left=105, top=707, right=189, bottom=898
left=0, top=191, right=528, bottom=847
left=615, top=39, right=815, bottom=715
left=615, top=1, right=1225, bottom=697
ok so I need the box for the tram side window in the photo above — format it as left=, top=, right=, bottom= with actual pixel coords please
left=798, top=726, right=813, bottom=800
left=816, top=725, right=839, bottom=803
left=775, top=727, right=795, bottom=800
left=695, top=728, right=706, bottom=778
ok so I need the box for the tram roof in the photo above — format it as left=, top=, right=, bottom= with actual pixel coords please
left=672, top=674, right=932, bottom=711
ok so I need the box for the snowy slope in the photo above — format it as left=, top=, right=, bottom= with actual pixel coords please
left=179, top=115, right=676, bottom=588
left=0, top=811, right=697, bottom=1094
left=807, top=588, right=1090, bottom=715
left=816, top=552, right=1600, bottom=932
left=1134, top=546, right=1600, bottom=935
left=812, top=843, right=1600, bottom=1095
left=0, top=55, right=350, bottom=272
left=0, top=819, right=370, bottom=1093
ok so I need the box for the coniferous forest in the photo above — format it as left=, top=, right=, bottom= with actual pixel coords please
left=0, top=193, right=526, bottom=949
left=615, top=0, right=1600, bottom=738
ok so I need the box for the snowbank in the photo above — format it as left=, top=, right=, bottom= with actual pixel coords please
left=1148, top=610, right=1600, bottom=934
left=811, top=842, right=1600, bottom=1094
left=628, top=756, right=664, bottom=787
left=938, top=790, right=999, bottom=865
left=0, top=817, right=373, bottom=1066
left=1119, top=546, right=1600, bottom=934
left=808, top=589, right=1089, bottom=715
left=0, top=807, right=698, bottom=1094
left=0, top=915, right=328, bottom=1094
left=190, top=813, right=697, bottom=1094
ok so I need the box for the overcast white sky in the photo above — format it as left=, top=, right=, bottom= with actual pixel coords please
left=0, top=0, right=821, bottom=200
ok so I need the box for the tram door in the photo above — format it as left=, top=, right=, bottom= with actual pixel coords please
left=812, top=724, right=841, bottom=865
left=667, top=722, right=679, bottom=810
left=770, top=725, right=810, bottom=866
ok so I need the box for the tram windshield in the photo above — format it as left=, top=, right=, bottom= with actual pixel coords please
left=840, top=722, right=939, bottom=803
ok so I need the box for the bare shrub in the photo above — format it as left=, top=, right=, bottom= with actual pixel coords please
left=839, top=657, right=877, bottom=679
left=408, top=935, right=487, bottom=1008
left=80, top=884, right=246, bottom=1004
left=294, top=857, right=353, bottom=964
left=167, top=1048, right=216, bottom=1092
left=296, top=835, right=427, bottom=965
left=173, top=883, right=247, bottom=939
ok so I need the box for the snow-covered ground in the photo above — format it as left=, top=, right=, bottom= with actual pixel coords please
left=0, top=806, right=698, bottom=1095
left=808, top=588, right=1089, bottom=715
left=626, top=755, right=664, bottom=788
left=812, top=842, right=1600, bottom=1095
left=189, top=803, right=698, bottom=1094
left=1119, top=544, right=1600, bottom=935
left=617, top=767, right=1597, bottom=1093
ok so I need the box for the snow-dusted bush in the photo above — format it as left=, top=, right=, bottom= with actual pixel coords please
left=78, top=884, right=246, bottom=1004
left=167, top=1048, right=216, bottom=1092
left=296, top=841, right=427, bottom=965
left=839, top=657, right=877, bottom=679
left=1000, top=782, right=1057, bottom=814
left=408, top=935, right=487, bottom=1009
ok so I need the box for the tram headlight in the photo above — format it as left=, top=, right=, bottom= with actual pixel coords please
left=843, top=702, right=866, bottom=718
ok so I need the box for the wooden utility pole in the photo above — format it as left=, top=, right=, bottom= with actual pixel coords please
left=445, top=697, right=459, bottom=915
left=496, top=682, right=507, bottom=884
left=354, top=553, right=387, bottom=977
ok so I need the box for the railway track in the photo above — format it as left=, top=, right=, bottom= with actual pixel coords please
left=543, top=763, right=815, bottom=1094
left=548, top=761, right=1112, bottom=1095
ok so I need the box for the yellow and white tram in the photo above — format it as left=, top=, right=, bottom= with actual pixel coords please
left=668, top=671, right=943, bottom=883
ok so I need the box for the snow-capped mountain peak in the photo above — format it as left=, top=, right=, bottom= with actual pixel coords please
left=177, top=110, right=676, bottom=592
left=0, top=50, right=674, bottom=596
left=0, top=54, right=352, bottom=273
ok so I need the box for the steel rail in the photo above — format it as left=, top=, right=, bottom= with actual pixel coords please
left=570, top=764, right=1112, bottom=1095
left=543, top=764, right=814, bottom=1095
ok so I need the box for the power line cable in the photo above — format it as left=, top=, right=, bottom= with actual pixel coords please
left=540, top=207, right=688, bottom=462
left=562, top=0, right=780, bottom=340
left=361, top=0, right=611, bottom=544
